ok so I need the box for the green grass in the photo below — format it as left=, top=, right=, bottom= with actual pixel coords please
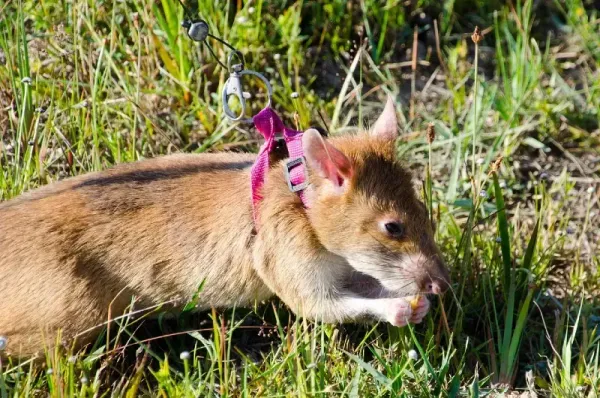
left=1, top=0, right=599, bottom=396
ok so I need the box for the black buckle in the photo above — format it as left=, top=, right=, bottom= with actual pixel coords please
left=283, top=157, right=308, bottom=192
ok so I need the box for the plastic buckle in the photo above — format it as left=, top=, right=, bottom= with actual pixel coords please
left=283, top=157, right=308, bottom=193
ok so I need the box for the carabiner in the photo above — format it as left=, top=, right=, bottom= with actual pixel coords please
left=222, top=68, right=273, bottom=123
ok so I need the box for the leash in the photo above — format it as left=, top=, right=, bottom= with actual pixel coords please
left=178, top=8, right=309, bottom=226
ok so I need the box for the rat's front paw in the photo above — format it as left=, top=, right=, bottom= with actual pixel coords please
left=385, top=299, right=413, bottom=327
left=408, top=296, right=430, bottom=324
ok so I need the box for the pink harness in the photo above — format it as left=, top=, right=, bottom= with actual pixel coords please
left=250, top=107, right=309, bottom=226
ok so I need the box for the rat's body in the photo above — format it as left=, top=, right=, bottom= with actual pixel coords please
left=0, top=98, right=450, bottom=359
left=0, top=152, right=268, bottom=358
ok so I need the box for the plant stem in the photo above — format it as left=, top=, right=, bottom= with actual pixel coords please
left=472, top=40, right=479, bottom=190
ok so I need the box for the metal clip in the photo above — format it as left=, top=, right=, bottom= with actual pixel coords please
left=222, top=53, right=273, bottom=123
left=283, top=156, right=308, bottom=192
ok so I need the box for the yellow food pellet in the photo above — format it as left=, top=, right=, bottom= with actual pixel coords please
left=410, top=295, right=421, bottom=310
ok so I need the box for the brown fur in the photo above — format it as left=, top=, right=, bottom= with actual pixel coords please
left=0, top=101, right=450, bottom=359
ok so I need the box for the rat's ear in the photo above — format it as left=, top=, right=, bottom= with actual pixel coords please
left=371, top=94, right=398, bottom=140
left=302, top=128, right=353, bottom=189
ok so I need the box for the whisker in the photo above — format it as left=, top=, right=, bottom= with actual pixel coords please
left=346, top=256, right=424, bottom=281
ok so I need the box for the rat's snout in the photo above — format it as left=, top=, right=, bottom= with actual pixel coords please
left=418, top=258, right=451, bottom=295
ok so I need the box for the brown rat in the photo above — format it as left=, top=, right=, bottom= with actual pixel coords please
left=0, top=96, right=450, bottom=359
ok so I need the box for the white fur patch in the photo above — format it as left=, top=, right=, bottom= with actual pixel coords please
left=345, top=252, right=421, bottom=295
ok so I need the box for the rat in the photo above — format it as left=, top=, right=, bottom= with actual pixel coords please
left=0, top=96, right=450, bottom=359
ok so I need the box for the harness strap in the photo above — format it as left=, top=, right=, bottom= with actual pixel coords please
left=250, top=107, right=308, bottom=226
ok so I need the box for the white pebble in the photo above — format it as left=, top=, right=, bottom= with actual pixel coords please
left=290, top=92, right=299, bottom=99
left=180, top=351, right=191, bottom=360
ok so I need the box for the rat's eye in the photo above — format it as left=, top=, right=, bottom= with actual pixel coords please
left=384, top=222, right=406, bottom=239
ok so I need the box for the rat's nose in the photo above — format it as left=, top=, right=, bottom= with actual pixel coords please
left=425, top=280, right=446, bottom=295
left=419, top=260, right=450, bottom=295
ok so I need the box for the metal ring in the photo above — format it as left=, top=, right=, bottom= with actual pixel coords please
left=227, top=51, right=245, bottom=72
left=239, top=70, right=273, bottom=109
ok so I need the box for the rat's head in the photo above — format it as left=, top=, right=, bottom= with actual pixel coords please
left=303, top=96, right=450, bottom=297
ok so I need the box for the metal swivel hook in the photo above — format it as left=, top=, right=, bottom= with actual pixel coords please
left=222, top=53, right=273, bottom=123
left=179, top=15, right=273, bottom=123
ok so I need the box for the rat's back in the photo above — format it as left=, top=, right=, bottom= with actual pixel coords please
left=0, top=152, right=271, bottom=358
